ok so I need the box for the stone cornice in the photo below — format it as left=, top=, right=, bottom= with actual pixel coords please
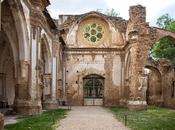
left=64, top=47, right=125, bottom=55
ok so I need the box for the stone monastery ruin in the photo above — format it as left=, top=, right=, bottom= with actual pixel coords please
left=0, top=0, right=175, bottom=118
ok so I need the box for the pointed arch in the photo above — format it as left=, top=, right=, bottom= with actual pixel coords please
left=7, top=0, right=30, bottom=61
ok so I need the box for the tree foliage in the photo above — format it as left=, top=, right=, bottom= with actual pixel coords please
left=156, top=13, right=174, bottom=29
left=151, top=14, right=175, bottom=62
left=105, top=8, right=118, bottom=17
left=151, top=37, right=175, bottom=61
left=96, top=8, right=118, bottom=17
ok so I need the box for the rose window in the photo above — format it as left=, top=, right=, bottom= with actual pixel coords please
left=84, top=23, right=104, bottom=43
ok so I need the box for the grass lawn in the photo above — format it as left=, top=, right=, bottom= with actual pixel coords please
left=108, top=106, right=175, bottom=130
left=4, top=109, right=68, bottom=130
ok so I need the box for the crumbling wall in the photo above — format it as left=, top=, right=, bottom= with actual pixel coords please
left=147, top=68, right=162, bottom=105
left=64, top=52, right=122, bottom=106
left=161, top=66, right=175, bottom=108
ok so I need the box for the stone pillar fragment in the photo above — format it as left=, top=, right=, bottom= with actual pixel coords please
left=126, top=5, right=151, bottom=110
left=14, top=26, right=42, bottom=115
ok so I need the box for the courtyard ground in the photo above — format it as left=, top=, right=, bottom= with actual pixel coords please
left=56, top=106, right=130, bottom=130
left=109, top=106, right=175, bottom=130
left=4, top=106, right=175, bottom=130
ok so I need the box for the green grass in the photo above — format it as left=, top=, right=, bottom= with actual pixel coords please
left=5, top=109, right=68, bottom=130
left=108, top=106, right=175, bottom=130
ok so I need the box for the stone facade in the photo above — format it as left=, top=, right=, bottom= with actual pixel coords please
left=0, top=0, right=175, bottom=119
left=58, top=5, right=175, bottom=109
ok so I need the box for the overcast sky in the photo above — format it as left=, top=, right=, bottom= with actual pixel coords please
left=47, top=0, right=175, bottom=26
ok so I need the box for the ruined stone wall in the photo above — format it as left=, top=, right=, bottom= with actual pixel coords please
left=161, top=66, right=175, bottom=108
left=65, top=13, right=126, bottom=48
left=61, top=12, right=127, bottom=106
left=64, top=50, right=123, bottom=106
left=145, top=61, right=175, bottom=108
left=147, top=69, right=162, bottom=105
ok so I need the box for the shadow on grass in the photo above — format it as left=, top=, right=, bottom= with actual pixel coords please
left=4, top=109, right=68, bottom=130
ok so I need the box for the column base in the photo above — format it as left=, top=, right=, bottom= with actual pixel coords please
left=14, top=99, right=42, bottom=115
left=119, top=99, right=128, bottom=106
left=0, top=113, right=4, bottom=130
left=127, top=100, right=147, bottom=110
left=42, top=99, right=58, bottom=110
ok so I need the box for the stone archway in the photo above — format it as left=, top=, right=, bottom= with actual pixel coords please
left=1, top=0, right=40, bottom=115
left=0, top=29, right=16, bottom=110
left=145, top=65, right=162, bottom=106
left=39, top=37, right=52, bottom=108
left=83, top=74, right=104, bottom=106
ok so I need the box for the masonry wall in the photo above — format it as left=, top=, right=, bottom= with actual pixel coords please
left=162, top=67, right=175, bottom=108
left=64, top=51, right=123, bottom=106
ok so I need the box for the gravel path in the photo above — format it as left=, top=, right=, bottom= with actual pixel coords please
left=56, top=106, right=130, bottom=130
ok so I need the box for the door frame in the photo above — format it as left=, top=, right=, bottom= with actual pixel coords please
left=83, top=74, right=105, bottom=106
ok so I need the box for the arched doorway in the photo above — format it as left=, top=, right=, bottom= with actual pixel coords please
left=0, top=30, right=15, bottom=110
left=83, top=74, right=104, bottom=106
left=145, top=66, right=162, bottom=105
left=39, top=37, right=52, bottom=108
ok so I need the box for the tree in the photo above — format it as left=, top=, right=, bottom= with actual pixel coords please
left=156, top=13, right=174, bottom=29
left=151, top=14, right=175, bottom=62
left=167, top=21, right=175, bottom=32
left=151, top=37, right=175, bottom=61
left=96, top=8, right=119, bottom=17
left=105, top=8, right=118, bottom=17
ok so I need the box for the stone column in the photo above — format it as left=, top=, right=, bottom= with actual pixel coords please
left=43, top=41, right=59, bottom=110
left=15, top=26, right=42, bottom=115
left=126, top=5, right=151, bottom=110
left=14, top=60, right=41, bottom=115
left=63, top=67, right=66, bottom=99
left=0, top=113, right=4, bottom=130
left=120, top=54, right=127, bottom=106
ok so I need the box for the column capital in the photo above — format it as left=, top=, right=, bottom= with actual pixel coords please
left=52, top=41, right=60, bottom=57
